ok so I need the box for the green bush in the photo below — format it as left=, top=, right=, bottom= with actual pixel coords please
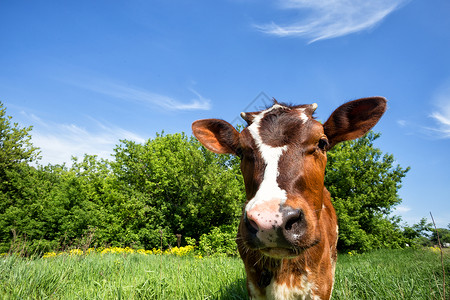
left=325, top=132, right=410, bottom=251
left=198, top=225, right=238, bottom=256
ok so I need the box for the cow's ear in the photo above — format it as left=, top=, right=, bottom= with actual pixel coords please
left=192, top=119, right=240, bottom=155
left=324, top=97, right=387, bottom=149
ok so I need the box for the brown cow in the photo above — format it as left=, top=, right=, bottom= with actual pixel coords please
left=192, top=97, right=387, bottom=299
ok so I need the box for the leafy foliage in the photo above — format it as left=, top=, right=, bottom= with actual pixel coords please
left=430, top=227, right=450, bottom=245
left=325, top=132, right=410, bottom=251
left=402, top=218, right=433, bottom=246
left=0, top=103, right=245, bottom=253
left=0, top=102, right=40, bottom=169
left=0, top=101, right=44, bottom=253
left=198, top=225, right=238, bottom=256
left=110, top=133, right=244, bottom=248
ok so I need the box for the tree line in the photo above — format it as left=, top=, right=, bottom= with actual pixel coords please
left=0, top=101, right=439, bottom=254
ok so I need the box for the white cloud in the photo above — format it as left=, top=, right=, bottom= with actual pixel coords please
left=397, top=120, right=407, bottom=127
left=75, top=79, right=211, bottom=111
left=22, top=113, right=146, bottom=166
left=255, top=0, right=409, bottom=43
left=428, top=80, right=450, bottom=139
left=395, top=205, right=412, bottom=213
left=429, top=107, right=450, bottom=139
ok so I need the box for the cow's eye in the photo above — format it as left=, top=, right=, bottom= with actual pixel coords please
left=318, top=137, right=329, bottom=151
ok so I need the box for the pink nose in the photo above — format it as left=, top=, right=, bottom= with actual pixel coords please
left=245, top=200, right=304, bottom=246
left=246, top=200, right=284, bottom=232
left=247, top=207, right=283, bottom=232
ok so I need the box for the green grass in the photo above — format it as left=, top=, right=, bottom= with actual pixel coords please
left=333, top=248, right=449, bottom=300
left=0, top=248, right=448, bottom=299
left=0, top=253, right=247, bottom=299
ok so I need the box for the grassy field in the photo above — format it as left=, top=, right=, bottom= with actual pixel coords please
left=333, top=248, right=449, bottom=299
left=0, top=248, right=448, bottom=299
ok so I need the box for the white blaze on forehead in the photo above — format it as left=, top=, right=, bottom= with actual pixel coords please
left=297, top=107, right=308, bottom=123
left=245, top=105, right=288, bottom=213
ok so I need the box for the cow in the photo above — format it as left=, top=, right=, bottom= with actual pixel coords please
left=192, top=97, right=387, bottom=299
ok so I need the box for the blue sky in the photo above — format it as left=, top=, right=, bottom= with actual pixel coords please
left=1, top=0, right=449, bottom=228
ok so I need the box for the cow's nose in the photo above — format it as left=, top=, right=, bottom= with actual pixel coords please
left=245, top=204, right=305, bottom=246
left=245, top=206, right=283, bottom=232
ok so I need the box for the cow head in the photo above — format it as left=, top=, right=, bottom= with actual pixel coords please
left=192, top=97, right=387, bottom=259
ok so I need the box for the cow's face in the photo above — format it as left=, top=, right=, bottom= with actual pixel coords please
left=192, top=97, right=387, bottom=259
left=237, top=103, right=328, bottom=258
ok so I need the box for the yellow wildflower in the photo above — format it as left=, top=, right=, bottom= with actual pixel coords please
left=43, top=252, right=57, bottom=258
left=429, top=246, right=441, bottom=253
left=69, top=249, right=83, bottom=256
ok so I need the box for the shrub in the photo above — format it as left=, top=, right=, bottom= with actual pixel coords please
left=198, top=225, right=238, bottom=256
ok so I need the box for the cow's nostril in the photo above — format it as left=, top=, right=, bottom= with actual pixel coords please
left=248, top=219, right=259, bottom=234
left=284, top=209, right=303, bottom=231
left=245, top=213, right=259, bottom=234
